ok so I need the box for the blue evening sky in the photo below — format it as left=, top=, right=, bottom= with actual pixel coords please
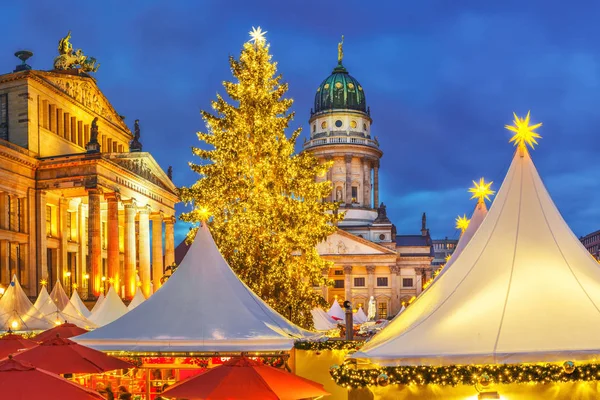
left=2, top=1, right=600, bottom=245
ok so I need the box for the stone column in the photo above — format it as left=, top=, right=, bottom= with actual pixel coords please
left=324, top=156, right=333, bottom=202
left=321, top=266, right=329, bottom=301
left=78, top=202, right=87, bottom=296
left=343, top=265, right=353, bottom=302
left=164, top=216, right=176, bottom=268
left=105, top=193, right=120, bottom=286
left=373, top=160, right=380, bottom=208
left=150, top=212, right=164, bottom=293
left=366, top=265, right=376, bottom=300
left=389, top=265, right=400, bottom=315
left=0, top=193, right=8, bottom=230
left=87, top=189, right=102, bottom=297
left=58, top=197, right=68, bottom=284
left=123, top=198, right=137, bottom=299
left=35, top=190, right=48, bottom=282
left=0, top=240, right=8, bottom=286
left=138, top=205, right=151, bottom=297
left=362, top=158, right=371, bottom=208
left=344, top=155, right=353, bottom=204
left=27, top=188, right=37, bottom=293
left=415, top=268, right=423, bottom=295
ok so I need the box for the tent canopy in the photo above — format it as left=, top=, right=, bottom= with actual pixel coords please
left=49, top=280, right=70, bottom=311
left=0, top=276, right=52, bottom=331
left=68, top=290, right=91, bottom=319
left=88, top=286, right=128, bottom=327
left=75, top=222, right=309, bottom=353
left=127, top=287, right=146, bottom=311
left=354, top=147, right=600, bottom=366
left=311, top=308, right=337, bottom=331
left=327, top=299, right=344, bottom=320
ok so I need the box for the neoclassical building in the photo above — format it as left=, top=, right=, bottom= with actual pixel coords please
left=0, top=38, right=178, bottom=300
left=304, top=42, right=433, bottom=318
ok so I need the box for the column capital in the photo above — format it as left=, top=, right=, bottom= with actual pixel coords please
left=86, top=187, right=103, bottom=196
left=389, top=265, right=401, bottom=275
left=104, top=192, right=121, bottom=202
left=122, top=198, right=137, bottom=209
left=164, top=215, right=177, bottom=224
left=366, top=265, right=376, bottom=274
left=137, top=204, right=152, bottom=215
left=150, top=211, right=164, bottom=221
left=343, top=265, right=353, bottom=274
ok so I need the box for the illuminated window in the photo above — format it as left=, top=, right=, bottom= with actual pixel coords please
left=334, top=270, right=343, bottom=276
left=378, top=302, right=388, bottom=319
left=350, top=120, right=357, bottom=129
left=354, top=277, right=365, bottom=287
left=0, top=94, right=7, bottom=141
left=334, top=279, right=344, bottom=289
left=351, top=186, right=358, bottom=202
left=376, top=277, right=388, bottom=287
left=321, top=121, right=327, bottom=129
left=402, top=278, right=413, bottom=287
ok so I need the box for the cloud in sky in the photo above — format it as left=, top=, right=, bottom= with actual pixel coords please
left=2, top=1, right=600, bottom=245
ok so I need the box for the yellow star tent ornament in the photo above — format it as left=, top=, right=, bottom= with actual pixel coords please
left=505, top=111, right=542, bottom=150
left=455, top=214, right=470, bottom=233
left=248, top=26, right=267, bottom=44
left=469, top=177, right=495, bottom=203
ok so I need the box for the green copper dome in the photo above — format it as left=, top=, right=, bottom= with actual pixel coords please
left=313, top=63, right=367, bottom=115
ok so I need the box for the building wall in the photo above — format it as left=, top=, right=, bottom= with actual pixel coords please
left=580, top=230, right=600, bottom=259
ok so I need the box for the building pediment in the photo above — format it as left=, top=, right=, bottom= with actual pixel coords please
left=317, top=229, right=397, bottom=256
left=34, top=71, right=130, bottom=133
left=105, top=152, right=177, bottom=194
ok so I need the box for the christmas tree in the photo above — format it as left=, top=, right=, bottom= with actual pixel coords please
left=180, top=27, right=342, bottom=328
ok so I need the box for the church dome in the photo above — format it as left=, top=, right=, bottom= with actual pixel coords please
left=313, top=63, right=367, bottom=115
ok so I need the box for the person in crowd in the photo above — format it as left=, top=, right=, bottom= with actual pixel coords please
left=105, top=382, right=115, bottom=400
left=117, top=385, right=132, bottom=400
left=155, top=383, right=170, bottom=400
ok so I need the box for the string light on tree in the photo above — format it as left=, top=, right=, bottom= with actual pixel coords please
left=469, top=178, right=495, bottom=203
left=505, top=111, right=542, bottom=150
left=180, top=27, right=342, bottom=328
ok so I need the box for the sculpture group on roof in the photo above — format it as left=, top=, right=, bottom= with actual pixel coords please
left=54, top=31, right=100, bottom=73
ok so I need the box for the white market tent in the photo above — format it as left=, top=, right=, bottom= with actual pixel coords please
left=75, top=222, right=310, bottom=353
left=68, top=290, right=92, bottom=318
left=49, top=280, right=70, bottom=311
left=311, top=308, right=337, bottom=331
left=35, top=286, right=96, bottom=329
left=60, top=300, right=97, bottom=329
left=354, top=145, right=600, bottom=366
left=0, top=276, right=53, bottom=331
left=327, top=299, right=345, bottom=321
left=33, top=286, right=51, bottom=311
left=88, top=285, right=128, bottom=327
left=127, top=287, right=146, bottom=311
left=353, top=307, right=367, bottom=324
left=90, top=293, right=105, bottom=315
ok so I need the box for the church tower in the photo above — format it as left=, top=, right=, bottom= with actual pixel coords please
left=303, top=37, right=383, bottom=227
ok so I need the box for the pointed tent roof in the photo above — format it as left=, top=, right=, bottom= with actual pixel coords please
left=327, top=299, right=345, bottom=320
left=90, top=293, right=104, bottom=315
left=88, top=286, right=128, bottom=327
left=35, top=288, right=96, bottom=330
left=75, top=223, right=309, bottom=352
left=127, top=287, right=146, bottom=311
left=353, top=307, right=367, bottom=324
left=0, top=276, right=53, bottom=331
left=354, top=148, right=600, bottom=366
left=33, top=286, right=51, bottom=312
left=68, top=290, right=91, bottom=319
left=49, top=280, right=70, bottom=311
left=311, top=308, right=337, bottom=331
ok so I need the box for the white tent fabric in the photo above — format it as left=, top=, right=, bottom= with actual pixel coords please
left=353, top=307, right=367, bottom=324
left=433, top=200, right=488, bottom=284
left=75, top=223, right=310, bottom=352
left=33, top=286, right=51, bottom=312
left=49, top=280, right=70, bottom=311
left=88, top=285, right=128, bottom=327
left=90, top=293, right=105, bottom=315
left=0, top=276, right=53, bottom=331
left=69, top=290, right=91, bottom=318
left=311, top=308, right=337, bottom=331
left=127, top=287, right=146, bottom=311
left=354, top=148, right=600, bottom=366
left=327, top=299, right=345, bottom=321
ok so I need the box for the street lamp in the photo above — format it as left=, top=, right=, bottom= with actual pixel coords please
left=101, top=276, right=107, bottom=294
left=64, top=271, right=72, bottom=297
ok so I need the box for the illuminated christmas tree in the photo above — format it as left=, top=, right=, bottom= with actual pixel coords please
left=180, top=27, right=342, bottom=328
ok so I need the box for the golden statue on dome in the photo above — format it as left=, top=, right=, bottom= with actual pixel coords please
left=338, top=35, right=344, bottom=64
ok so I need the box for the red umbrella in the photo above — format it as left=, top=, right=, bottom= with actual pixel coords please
left=163, top=356, right=329, bottom=400
left=0, top=332, right=37, bottom=359
left=0, top=355, right=105, bottom=400
left=32, top=322, right=88, bottom=342
left=12, top=336, right=132, bottom=374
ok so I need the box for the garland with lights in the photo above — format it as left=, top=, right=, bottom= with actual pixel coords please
left=330, top=360, right=598, bottom=388
left=294, top=341, right=364, bottom=351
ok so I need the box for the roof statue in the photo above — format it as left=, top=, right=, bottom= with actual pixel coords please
left=338, top=35, right=344, bottom=64
left=53, top=31, right=100, bottom=73
left=352, top=113, right=600, bottom=366
left=129, top=119, right=143, bottom=152
left=167, top=166, right=173, bottom=181
left=85, top=117, right=100, bottom=153
left=74, top=222, right=310, bottom=353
